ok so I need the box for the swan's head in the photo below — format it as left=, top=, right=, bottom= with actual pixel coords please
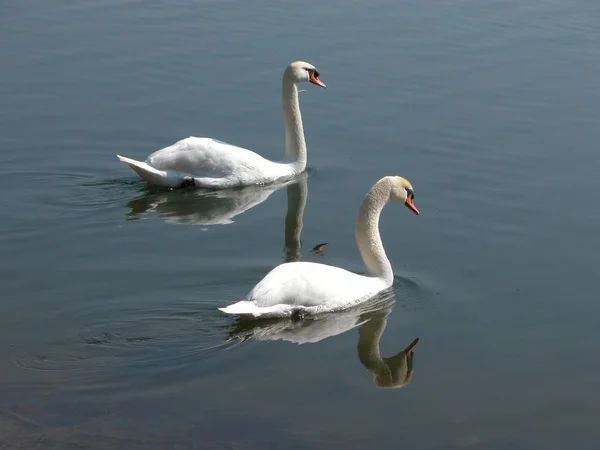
left=285, top=61, right=326, bottom=88
left=389, top=176, right=419, bottom=215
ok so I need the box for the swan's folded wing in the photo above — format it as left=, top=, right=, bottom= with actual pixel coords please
left=146, top=137, right=274, bottom=179
left=246, top=262, right=385, bottom=310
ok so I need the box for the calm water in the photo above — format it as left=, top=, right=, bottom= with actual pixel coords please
left=2, top=0, right=600, bottom=448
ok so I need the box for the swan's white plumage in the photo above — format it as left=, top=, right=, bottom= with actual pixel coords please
left=116, top=61, right=325, bottom=189
left=116, top=154, right=176, bottom=186
left=145, top=137, right=295, bottom=188
left=218, top=176, right=419, bottom=318
left=218, top=262, right=388, bottom=318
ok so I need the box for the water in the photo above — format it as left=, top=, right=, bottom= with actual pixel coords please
left=2, top=0, right=600, bottom=448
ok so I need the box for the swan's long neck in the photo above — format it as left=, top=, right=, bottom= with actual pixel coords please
left=282, top=77, right=307, bottom=172
left=355, top=178, right=394, bottom=283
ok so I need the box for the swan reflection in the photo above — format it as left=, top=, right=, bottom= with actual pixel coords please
left=357, top=309, right=418, bottom=389
left=125, top=175, right=306, bottom=227
left=283, top=175, right=307, bottom=262
left=226, top=291, right=419, bottom=389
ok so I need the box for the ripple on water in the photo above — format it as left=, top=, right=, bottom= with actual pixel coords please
left=2, top=171, right=146, bottom=224
left=11, top=303, right=240, bottom=395
left=10, top=274, right=430, bottom=390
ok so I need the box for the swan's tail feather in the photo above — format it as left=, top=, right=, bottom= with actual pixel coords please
left=116, top=154, right=181, bottom=187
left=218, top=301, right=293, bottom=318
left=218, top=301, right=261, bottom=316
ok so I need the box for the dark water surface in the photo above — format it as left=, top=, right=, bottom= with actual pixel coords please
left=2, top=0, right=600, bottom=448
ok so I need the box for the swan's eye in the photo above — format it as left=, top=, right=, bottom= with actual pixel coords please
left=406, top=189, right=414, bottom=199
left=313, top=70, right=320, bottom=77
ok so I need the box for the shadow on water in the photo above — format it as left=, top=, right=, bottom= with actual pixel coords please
left=225, top=289, right=420, bottom=390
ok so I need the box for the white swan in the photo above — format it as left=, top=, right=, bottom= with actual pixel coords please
left=116, top=61, right=326, bottom=189
left=218, top=176, right=420, bottom=318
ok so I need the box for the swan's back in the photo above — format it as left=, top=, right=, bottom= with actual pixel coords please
left=246, top=261, right=388, bottom=311
left=147, top=137, right=279, bottom=179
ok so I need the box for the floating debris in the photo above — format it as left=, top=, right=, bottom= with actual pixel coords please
left=312, top=243, right=328, bottom=253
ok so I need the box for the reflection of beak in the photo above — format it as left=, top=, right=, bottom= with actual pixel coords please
left=310, top=72, right=327, bottom=88
left=405, top=196, right=419, bottom=215
left=404, top=337, right=419, bottom=354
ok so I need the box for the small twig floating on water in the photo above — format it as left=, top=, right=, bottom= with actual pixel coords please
left=312, top=243, right=328, bottom=254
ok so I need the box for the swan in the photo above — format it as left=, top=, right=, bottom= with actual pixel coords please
left=218, top=175, right=420, bottom=318
left=116, top=61, right=326, bottom=189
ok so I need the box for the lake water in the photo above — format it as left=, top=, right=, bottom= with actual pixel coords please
left=2, top=0, right=600, bottom=448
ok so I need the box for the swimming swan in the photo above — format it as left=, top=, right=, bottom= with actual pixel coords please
left=116, top=61, right=326, bottom=189
left=218, top=176, right=420, bottom=318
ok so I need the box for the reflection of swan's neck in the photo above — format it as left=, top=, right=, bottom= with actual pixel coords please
left=355, top=178, right=394, bottom=283
left=358, top=314, right=416, bottom=389
left=358, top=316, right=388, bottom=370
left=282, top=77, right=307, bottom=172
left=284, top=179, right=307, bottom=262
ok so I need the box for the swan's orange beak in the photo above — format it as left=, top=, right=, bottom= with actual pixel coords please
left=310, top=72, right=326, bottom=88
left=405, top=196, right=419, bottom=215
